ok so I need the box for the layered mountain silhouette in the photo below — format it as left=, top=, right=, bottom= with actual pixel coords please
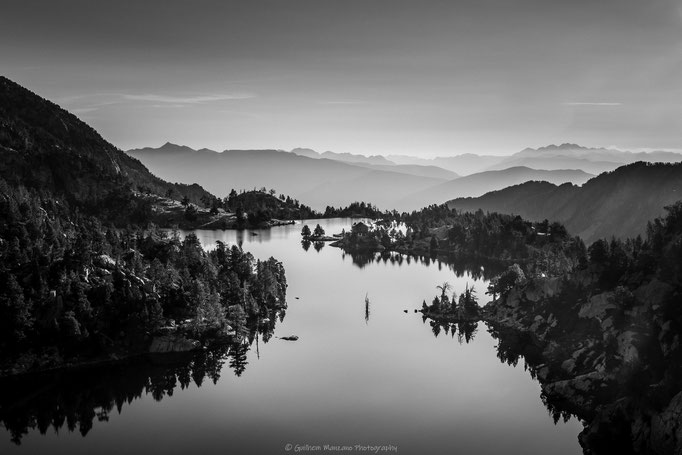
left=128, top=144, right=451, bottom=210
left=0, top=76, right=212, bottom=210
left=398, top=166, right=594, bottom=211
left=291, top=147, right=395, bottom=166
left=388, top=143, right=682, bottom=176
left=387, top=153, right=506, bottom=175
left=291, top=147, right=458, bottom=179
left=447, top=162, right=682, bottom=243
left=128, top=145, right=616, bottom=211
left=3, top=75, right=680, bottom=244
left=485, top=143, right=682, bottom=175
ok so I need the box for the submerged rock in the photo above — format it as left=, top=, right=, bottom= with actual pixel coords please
left=279, top=335, right=299, bottom=341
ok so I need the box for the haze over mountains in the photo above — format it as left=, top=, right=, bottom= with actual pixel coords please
left=291, top=148, right=458, bottom=180
left=3, top=72, right=682, bottom=245
left=486, top=143, right=682, bottom=175
left=388, top=143, right=682, bottom=176
left=127, top=143, right=451, bottom=210
left=448, top=162, right=682, bottom=243
left=399, top=166, right=595, bottom=210
left=129, top=143, right=660, bottom=211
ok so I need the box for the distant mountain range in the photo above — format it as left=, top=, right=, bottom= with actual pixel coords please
left=447, top=162, right=682, bottom=243
left=127, top=144, right=450, bottom=210
left=290, top=147, right=458, bottom=180
left=291, top=148, right=395, bottom=166
left=387, top=143, right=682, bottom=176
left=3, top=74, right=681, bottom=244
left=387, top=153, right=505, bottom=176
left=485, top=143, right=682, bottom=175
left=127, top=145, right=600, bottom=211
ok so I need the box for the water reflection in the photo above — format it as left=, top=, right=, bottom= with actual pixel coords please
left=328, top=247, right=507, bottom=280
left=486, top=324, right=576, bottom=425
left=365, top=294, right=370, bottom=324
left=1, top=219, right=583, bottom=455
left=0, top=317, right=281, bottom=445
left=425, top=319, right=479, bottom=344
left=419, top=320, right=577, bottom=425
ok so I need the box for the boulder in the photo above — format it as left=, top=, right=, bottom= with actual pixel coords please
left=650, top=391, right=682, bottom=455
left=616, top=331, right=640, bottom=365
left=658, top=321, right=681, bottom=357
left=504, top=286, right=523, bottom=309
left=524, top=277, right=562, bottom=302
left=94, top=254, right=116, bottom=270
left=536, top=364, right=551, bottom=382
left=561, top=358, right=576, bottom=375
left=634, top=279, right=674, bottom=312
left=545, top=371, right=611, bottom=411
left=579, top=293, right=618, bottom=320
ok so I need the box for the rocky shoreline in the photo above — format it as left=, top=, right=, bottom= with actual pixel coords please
left=481, top=274, right=682, bottom=455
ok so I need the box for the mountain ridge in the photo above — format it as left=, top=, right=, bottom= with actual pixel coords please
left=447, top=161, right=682, bottom=243
left=399, top=166, right=594, bottom=211
left=0, top=77, right=214, bottom=212
left=127, top=143, right=450, bottom=210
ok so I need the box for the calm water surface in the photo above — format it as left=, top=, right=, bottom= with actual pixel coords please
left=1, top=218, right=582, bottom=454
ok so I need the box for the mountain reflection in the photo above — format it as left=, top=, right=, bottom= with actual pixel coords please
left=0, top=316, right=283, bottom=445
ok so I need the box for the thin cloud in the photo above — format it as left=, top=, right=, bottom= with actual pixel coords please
left=563, top=102, right=623, bottom=106
left=57, top=95, right=124, bottom=114
left=122, top=93, right=254, bottom=104
left=318, top=100, right=367, bottom=105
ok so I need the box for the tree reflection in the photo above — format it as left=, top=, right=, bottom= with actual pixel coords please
left=364, top=294, right=370, bottom=324
left=456, top=321, right=478, bottom=344
left=486, top=323, right=578, bottom=424
left=339, top=249, right=506, bottom=279
left=0, top=310, right=286, bottom=445
left=427, top=320, right=479, bottom=344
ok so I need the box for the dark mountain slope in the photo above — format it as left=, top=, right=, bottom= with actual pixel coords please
left=448, top=162, right=682, bottom=243
left=399, top=166, right=593, bottom=210
left=0, top=76, right=212, bottom=212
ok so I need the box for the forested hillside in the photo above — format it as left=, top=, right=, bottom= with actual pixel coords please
left=0, top=76, right=213, bottom=224
left=0, top=77, right=288, bottom=377
left=448, top=162, right=682, bottom=243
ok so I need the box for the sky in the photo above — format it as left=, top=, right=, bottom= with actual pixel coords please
left=1, top=0, right=681, bottom=156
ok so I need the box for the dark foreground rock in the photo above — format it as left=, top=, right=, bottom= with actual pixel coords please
left=486, top=274, right=682, bottom=455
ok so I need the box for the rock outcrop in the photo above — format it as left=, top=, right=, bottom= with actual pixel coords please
left=487, top=272, right=682, bottom=455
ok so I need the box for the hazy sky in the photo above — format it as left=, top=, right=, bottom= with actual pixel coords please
left=2, top=0, right=681, bottom=156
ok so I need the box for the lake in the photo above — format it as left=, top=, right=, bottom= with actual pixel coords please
left=0, top=218, right=583, bottom=454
